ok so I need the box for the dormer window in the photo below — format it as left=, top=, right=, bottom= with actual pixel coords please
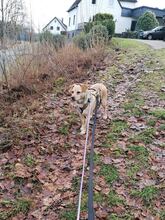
left=92, top=0, right=96, bottom=4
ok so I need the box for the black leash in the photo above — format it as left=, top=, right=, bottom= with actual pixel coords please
left=88, top=95, right=100, bottom=220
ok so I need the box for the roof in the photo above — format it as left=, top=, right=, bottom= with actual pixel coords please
left=67, top=0, right=123, bottom=12
left=43, top=17, right=67, bottom=30
left=67, top=0, right=81, bottom=12
left=132, top=6, right=165, bottom=18
left=122, top=6, right=165, bottom=18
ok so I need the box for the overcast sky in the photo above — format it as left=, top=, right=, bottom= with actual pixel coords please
left=25, top=0, right=165, bottom=31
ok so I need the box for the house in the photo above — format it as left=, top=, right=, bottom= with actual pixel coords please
left=43, top=17, right=67, bottom=35
left=67, top=0, right=165, bottom=36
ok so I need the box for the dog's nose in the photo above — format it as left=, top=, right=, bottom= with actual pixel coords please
left=71, top=96, right=75, bottom=101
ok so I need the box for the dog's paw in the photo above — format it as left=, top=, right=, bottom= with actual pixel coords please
left=103, top=114, right=108, bottom=120
left=80, top=129, right=86, bottom=135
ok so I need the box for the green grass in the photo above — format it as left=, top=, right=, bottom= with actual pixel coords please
left=127, top=163, right=141, bottom=178
left=108, top=191, right=124, bottom=206
left=130, top=128, right=156, bottom=144
left=61, top=208, right=76, bottom=220
left=122, top=96, right=145, bottom=117
left=147, top=119, right=157, bottom=127
left=160, top=209, right=165, bottom=220
left=149, top=108, right=165, bottom=120
left=159, top=124, right=165, bottom=131
left=108, top=213, right=133, bottom=220
left=100, top=164, right=119, bottom=185
left=128, top=145, right=149, bottom=161
left=104, top=120, right=128, bottom=146
left=131, top=186, right=158, bottom=206
left=94, top=192, right=105, bottom=204
left=0, top=199, right=31, bottom=220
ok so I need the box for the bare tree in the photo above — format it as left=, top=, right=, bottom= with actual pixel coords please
left=0, top=0, right=25, bottom=90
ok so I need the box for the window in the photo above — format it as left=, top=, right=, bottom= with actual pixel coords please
left=92, top=0, right=96, bottom=4
left=57, top=26, right=60, bottom=31
left=50, top=26, right=53, bottom=30
left=69, top=17, right=71, bottom=26
left=73, top=15, right=76, bottom=25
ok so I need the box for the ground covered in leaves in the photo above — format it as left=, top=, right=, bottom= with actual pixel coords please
left=0, top=39, right=165, bottom=220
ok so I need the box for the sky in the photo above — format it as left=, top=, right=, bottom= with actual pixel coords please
left=25, top=0, right=165, bottom=31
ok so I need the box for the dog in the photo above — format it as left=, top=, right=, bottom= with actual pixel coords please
left=69, top=83, right=108, bottom=135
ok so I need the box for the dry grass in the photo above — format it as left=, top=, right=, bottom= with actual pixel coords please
left=0, top=42, right=105, bottom=101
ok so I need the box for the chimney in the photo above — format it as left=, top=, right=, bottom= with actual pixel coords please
left=61, top=18, right=64, bottom=23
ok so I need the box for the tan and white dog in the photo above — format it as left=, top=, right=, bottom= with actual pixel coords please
left=69, top=83, right=108, bottom=134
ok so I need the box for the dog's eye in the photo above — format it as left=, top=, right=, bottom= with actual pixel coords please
left=77, top=91, right=81, bottom=94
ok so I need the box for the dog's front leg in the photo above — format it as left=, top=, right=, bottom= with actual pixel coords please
left=80, top=113, right=86, bottom=135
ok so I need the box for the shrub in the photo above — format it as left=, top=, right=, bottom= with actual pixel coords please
left=122, top=30, right=138, bottom=39
left=88, top=24, right=109, bottom=47
left=84, top=13, right=115, bottom=37
left=73, top=32, right=88, bottom=50
left=40, top=31, right=65, bottom=50
left=136, top=11, right=159, bottom=31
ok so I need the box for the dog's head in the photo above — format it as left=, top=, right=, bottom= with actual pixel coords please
left=69, top=84, right=88, bottom=103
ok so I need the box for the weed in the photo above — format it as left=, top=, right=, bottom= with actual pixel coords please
left=71, top=176, right=79, bottom=191
left=147, top=119, right=157, bottom=127
left=100, top=164, right=119, bottom=185
left=24, top=154, right=36, bottom=167
left=54, top=77, right=65, bottom=87
left=93, top=153, right=101, bottom=165
left=112, top=148, right=124, bottom=158
left=58, top=122, right=69, bottom=135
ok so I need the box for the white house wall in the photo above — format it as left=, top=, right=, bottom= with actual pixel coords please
left=68, top=0, right=134, bottom=34
left=68, top=9, right=78, bottom=31
left=116, top=16, right=133, bottom=33
left=45, top=19, right=66, bottom=35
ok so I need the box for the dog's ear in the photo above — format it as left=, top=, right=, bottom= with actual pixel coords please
left=81, top=84, right=88, bottom=92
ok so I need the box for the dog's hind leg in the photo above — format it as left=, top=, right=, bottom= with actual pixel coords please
left=102, top=96, right=108, bottom=120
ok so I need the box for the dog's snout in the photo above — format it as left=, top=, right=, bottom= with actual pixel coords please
left=71, top=96, right=75, bottom=101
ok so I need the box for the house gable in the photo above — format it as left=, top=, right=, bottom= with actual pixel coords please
left=43, top=17, right=67, bottom=31
left=67, top=0, right=125, bottom=13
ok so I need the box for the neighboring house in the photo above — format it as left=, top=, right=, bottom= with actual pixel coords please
left=67, top=0, right=165, bottom=36
left=43, top=17, right=67, bottom=35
